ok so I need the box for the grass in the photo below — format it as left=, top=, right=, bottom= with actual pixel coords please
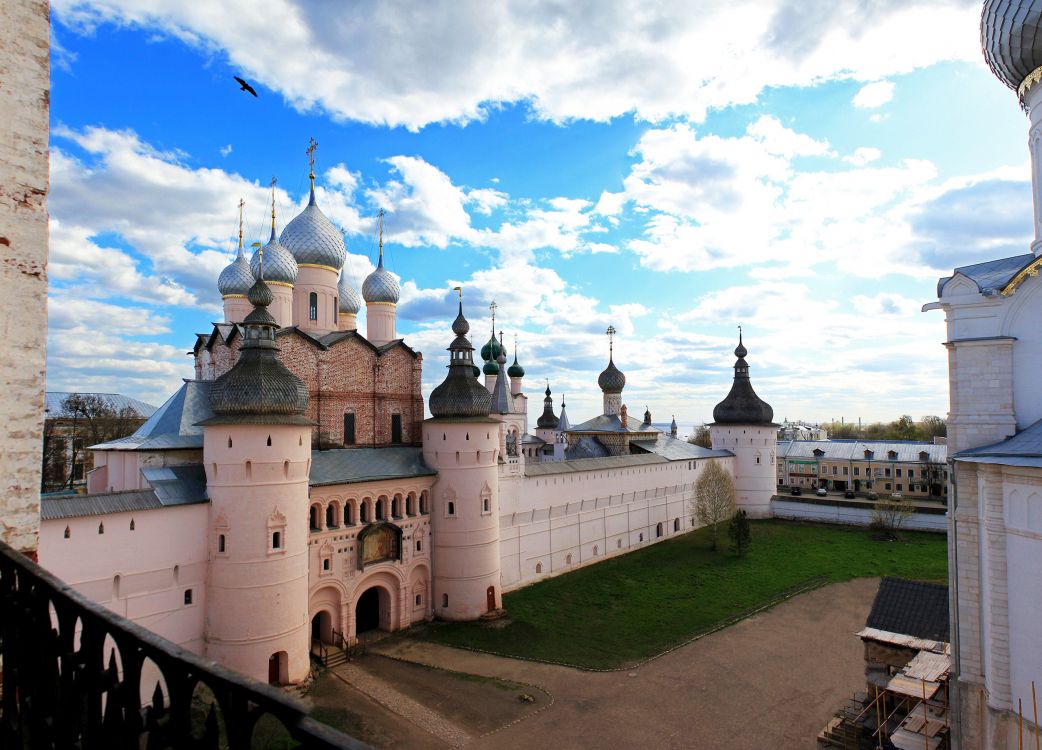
left=419, top=519, right=947, bottom=669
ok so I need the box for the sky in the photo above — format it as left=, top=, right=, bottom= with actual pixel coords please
left=45, top=0, right=1035, bottom=428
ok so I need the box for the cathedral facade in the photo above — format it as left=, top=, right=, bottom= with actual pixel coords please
left=36, top=151, right=778, bottom=687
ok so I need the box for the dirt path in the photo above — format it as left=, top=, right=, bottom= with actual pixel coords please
left=374, top=577, right=880, bottom=749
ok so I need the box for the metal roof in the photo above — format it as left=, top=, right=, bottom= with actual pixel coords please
left=41, top=465, right=208, bottom=520
left=937, top=252, right=1034, bottom=297
left=954, top=417, right=1042, bottom=462
left=865, top=577, right=949, bottom=643
left=45, top=392, right=158, bottom=418
left=567, top=413, right=659, bottom=435
left=525, top=452, right=667, bottom=477
left=982, top=0, right=1042, bottom=96
left=563, top=435, right=610, bottom=460
left=777, top=439, right=947, bottom=463
left=631, top=434, right=732, bottom=461
left=92, top=381, right=213, bottom=451
left=309, top=447, right=436, bottom=487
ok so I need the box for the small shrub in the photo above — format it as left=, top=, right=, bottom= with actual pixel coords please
left=728, top=510, right=751, bottom=557
left=871, top=498, right=914, bottom=541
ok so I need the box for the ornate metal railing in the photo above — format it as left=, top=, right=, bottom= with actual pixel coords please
left=0, top=541, right=369, bottom=749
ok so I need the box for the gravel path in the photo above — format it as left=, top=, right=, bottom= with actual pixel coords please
left=330, top=662, right=473, bottom=748
left=373, top=577, right=880, bottom=749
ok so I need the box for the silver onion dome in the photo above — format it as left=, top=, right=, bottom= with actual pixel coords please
left=217, top=247, right=255, bottom=297
left=280, top=188, right=348, bottom=270
left=362, top=255, right=400, bottom=304
left=598, top=356, right=626, bottom=394
left=338, top=270, right=362, bottom=314
left=982, top=0, right=1042, bottom=97
left=250, top=227, right=298, bottom=286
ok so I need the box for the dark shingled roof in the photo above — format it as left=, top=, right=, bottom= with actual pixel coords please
left=866, top=577, right=950, bottom=643
left=982, top=0, right=1042, bottom=96
left=712, top=335, right=774, bottom=426
left=429, top=301, right=492, bottom=418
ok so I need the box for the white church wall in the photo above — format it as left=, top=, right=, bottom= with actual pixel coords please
left=771, top=498, right=948, bottom=531
left=1003, top=279, right=1042, bottom=430
left=39, top=504, right=210, bottom=654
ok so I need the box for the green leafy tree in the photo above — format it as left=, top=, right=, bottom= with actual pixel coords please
left=728, top=509, right=751, bottom=557
left=692, top=459, right=736, bottom=551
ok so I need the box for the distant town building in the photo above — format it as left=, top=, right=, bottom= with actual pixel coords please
left=778, top=420, right=828, bottom=441
left=776, top=440, right=947, bottom=499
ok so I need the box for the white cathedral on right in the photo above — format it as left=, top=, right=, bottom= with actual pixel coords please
left=928, top=2, right=1042, bottom=746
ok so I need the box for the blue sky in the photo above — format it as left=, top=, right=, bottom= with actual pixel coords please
left=45, top=0, right=1034, bottom=428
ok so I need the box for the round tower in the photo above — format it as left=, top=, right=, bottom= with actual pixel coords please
left=281, top=139, right=347, bottom=335
left=423, top=294, right=503, bottom=621
left=708, top=331, right=776, bottom=518
left=362, top=209, right=400, bottom=346
left=249, top=182, right=297, bottom=328
left=598, top=325, right=626, bottom=416
left=198, top=273, right=314, bottom=685
left=218, top=199, right=255, bottom=324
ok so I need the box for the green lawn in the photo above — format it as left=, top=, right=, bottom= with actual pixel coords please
left=419, top=519, right=947, bottom=669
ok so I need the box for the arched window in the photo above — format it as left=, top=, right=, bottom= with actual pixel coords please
left=566, top=554, right=572, bottom=565
left=184, top=589, right=193, bottom=605
left=309, top=292, right=318, bottom=320
left=344, top=502, right=354, bottom=525
left=447, top=501, right=455, bottom=516
left=309, top=506, right=319, bottom=531
left=415, top=539, right=422, bottom=552
left=129, top=519, right=136, bottom=531
left=272, top=531, right=282, bottom=549
left=442, top=594, right=448, bottom=608
left=360, top=501, right=370, bottom=523
left=323, top=558, right=330, bottom=571
left=326, top=504, right=336, bottom=528
left=673, top=518, right=680, bottom=532
left=617, top=539, right=622, bottom=549
left=218, top=534, right=226, bottom=553
left=406, top=494, right=415, bottom=516
left=656, top=523, right=663, bottom=538
left=392, top=496, right=400, bottom=518
left=376, top=498, right=386, bottom=520
left=536, top=562, right=542, bottom=574
left=98, top=522, right=104, bottom=534
left=64, top=526, right=70, bottom=539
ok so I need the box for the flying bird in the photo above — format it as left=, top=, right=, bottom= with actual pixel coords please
left=233, top=76, right=258, bottom=97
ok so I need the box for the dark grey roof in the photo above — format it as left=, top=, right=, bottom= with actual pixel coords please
left=982, top=0, right=1042, bottom=96
left=954, top=417, right=1042, bottom=463
left=41, top=465, right=208, bottom=520
left=567, top=413, right=659, bottom=435
left=937, top=252, right=1034, bottom=297
left=525, top=453, right=667, bottom=476
left=631, top=434, right=732, bottom=461
left=865, top=577, right=949, bottom=643
left=491, top=365, right=511, bottom=414
left=521, top=433, right=546, bottom=445
left=536, top=386, right=559, bottom=429
left=429, top=302, right=493, bottom=418
left=91, top=381, right=213, bottom=451
left=712, top=336, right=774, bottom=426
left=45, top=392, right=157, bottom=418
left=310, top=447, right=436, bottom=486
left=563, top=435, right=610, bottom=459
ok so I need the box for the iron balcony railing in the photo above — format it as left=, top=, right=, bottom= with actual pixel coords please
left=0, top=540, right=369, bottom=749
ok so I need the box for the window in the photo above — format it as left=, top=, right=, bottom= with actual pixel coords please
left=64, top=526, right=71, bottom=539
left=566, top=554, right=572, bottom=565
left=447, top=501, right=456, bottom=516
left=343, top=413, right=355, bottom=445
left=129, top=519, right=136, bottom=530
left=884, top=483, right=892, bottom=491
left=442, top=594, right=448, bottom=607
left=483, top=497, right=490, bottom=513
left=272, top=531, right=282, bottom=549
left=536, top=562, right=542, bottom=574
left=323, top=558, right=330, bottom=571
left=897, top=484, right=903, bottom=492
left=656, top=523, right=663, bottom=538
left=415, top=594, right=421, bottom=606
left=184, top=589, right=193, bottom=606
left=391, top=414, right=403, bottom=444
left=309, top=507, right=319, bottom=530
left=674, top=518, right=680, bottom=532
left=416, top=539, right=422, bottom=552
left=218, top=534, right=226, bottom=553
left=72, top=464, right=84, bottom=481
left=896, top=468, right=903, bottom=477
left=639, top=533, right=644, bottom=542
left=309, top=292, right=317, bottom=321
left=832, top=466, right=837, bottom=475
left=843, top=467, right=848, bottom=476
left=326, top=504, right=336, bottom=528
left=98, top=522, right=104, bottom=535
left=885, top=468, right=891, bottom=477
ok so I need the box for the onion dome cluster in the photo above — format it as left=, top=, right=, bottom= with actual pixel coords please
left=217, top=247, right=255, bottom=297
left=362, top=255, right=401, bottom=304
left=428, top=301, right=493, bottom=418
left=711, top=333, right=774, bottom=426
left=250, top=226, right=298, bottom=286
left=982, top=0, right=1042, bottom=97
left=338, top=270, right=362, bottom=315
left=279, top=187, right=348, bottom=270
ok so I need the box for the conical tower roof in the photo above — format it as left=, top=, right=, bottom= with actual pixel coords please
left=712, top=332, right=774, bottom=426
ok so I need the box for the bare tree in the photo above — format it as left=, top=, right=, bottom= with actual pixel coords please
left=45, top=395, right=143, bottom=491
left=687, top=424, right=712, bottom=449
left=692, top=459, right=736, bottom=551
left=871, top=498, right=915, bottom=541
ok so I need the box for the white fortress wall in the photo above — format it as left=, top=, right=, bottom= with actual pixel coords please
left=39, top=504, right=210, bottom=654
left=499, top=456, right=731, bottom=591
left=770, top=498, right=948, bottom=531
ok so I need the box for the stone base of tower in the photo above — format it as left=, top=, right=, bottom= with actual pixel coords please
left=206, top=627, right=311, bottom=685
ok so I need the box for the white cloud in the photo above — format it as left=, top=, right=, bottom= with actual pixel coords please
left=843, top=146, right=882, bottom=166
left=219, top=144, right=232, bottom=157
left=852, top=80, right=895, bottom=109
left=53, top=0, right=978, bottom=130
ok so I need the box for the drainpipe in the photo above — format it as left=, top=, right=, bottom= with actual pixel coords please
left=948, top=456, right=962, bottom=750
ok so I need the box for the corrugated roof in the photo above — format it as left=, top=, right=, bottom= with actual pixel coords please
left=41, top=490, right=164, bottom=520
left=954, top=417, right=1042, bottom=462
left=938, top=252, right=1034, bottom=297
left=865, top=577, right=949, bottom=643
left=92, top=381, right=213, bottom=451
left=45, top=392, right=158, bottom=418
left=563, top=435, right=610, bottom=460
left=309, top=447, right=436, bottom=486
left=525, top=453, right=668, bottom=476
left=777, top=439, right=946, bottom=463
left=141, top=465, right=208, bottom=505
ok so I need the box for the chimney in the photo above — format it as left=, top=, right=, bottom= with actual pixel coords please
left=620, top=404, right=628, bottom=428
